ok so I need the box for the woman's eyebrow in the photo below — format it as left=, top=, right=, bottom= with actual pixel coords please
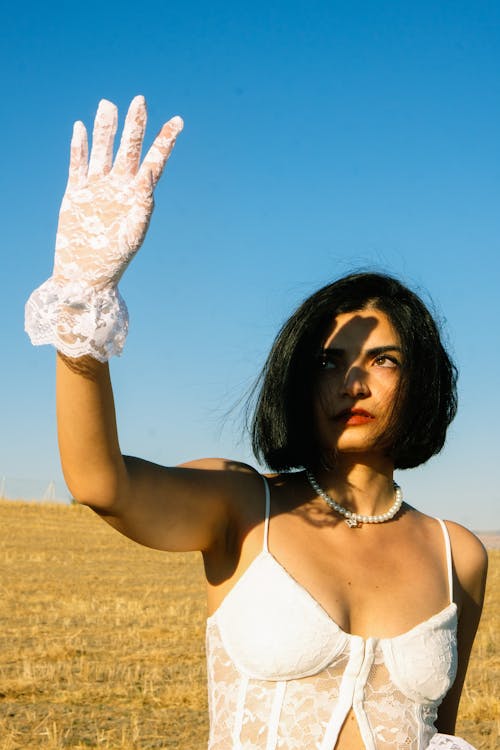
left=322, top=345, right=402, bottom=355
left=366, top=345, right=402, bottom=356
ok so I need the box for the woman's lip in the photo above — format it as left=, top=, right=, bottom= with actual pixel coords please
left=334, top=410, right=375, bottom=424
left=343, top=414, right=374, bottom=425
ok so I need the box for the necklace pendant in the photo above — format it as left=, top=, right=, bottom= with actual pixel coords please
left=345, top=516, right=360, bottom=528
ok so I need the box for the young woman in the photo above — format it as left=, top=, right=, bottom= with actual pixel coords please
left=25, top=96, right=487, bottom=750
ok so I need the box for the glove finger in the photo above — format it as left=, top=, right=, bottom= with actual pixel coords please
left=88, top=99, right=118, bottom=177
left=136, top=116, right=183, bottom=190
left=67, top=121, right=88, bottom=188
left=112, top=95, right=147, bottom=177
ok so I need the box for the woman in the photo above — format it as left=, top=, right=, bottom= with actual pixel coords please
left=25, top=96, right=487, bottom=750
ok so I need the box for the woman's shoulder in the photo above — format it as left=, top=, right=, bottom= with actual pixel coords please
left=398, top=509, right=488, bottom=603
left=178, top=457, right=269, bottom=515
left=443, top=520, right=489, bottom=596
left=408, top=509, right=487, bottom=568
left=442, top=519, right=488, bottom=553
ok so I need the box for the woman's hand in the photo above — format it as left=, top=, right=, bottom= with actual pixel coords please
left=25, top=96, right=183, bottom=361
left=53, top=96, right=183, bottom=289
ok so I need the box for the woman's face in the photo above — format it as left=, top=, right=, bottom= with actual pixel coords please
left=313, top=308, right=403, bottom=460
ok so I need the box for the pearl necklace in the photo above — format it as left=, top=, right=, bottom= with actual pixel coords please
left=306, top=471, right=403, bottom=528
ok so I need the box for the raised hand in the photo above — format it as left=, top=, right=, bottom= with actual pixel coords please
left=54, top=96, right=182, bottom=288
left=25, top=96, right=183, bottom=361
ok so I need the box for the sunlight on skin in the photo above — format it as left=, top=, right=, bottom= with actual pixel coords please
left=314, top=308, right=402, bottom=461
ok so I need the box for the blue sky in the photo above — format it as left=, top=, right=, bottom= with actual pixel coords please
left=1, top=1, right=499, bottom=528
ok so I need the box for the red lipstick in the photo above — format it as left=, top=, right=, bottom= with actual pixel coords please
left=334, top=408, right=375, bottom=425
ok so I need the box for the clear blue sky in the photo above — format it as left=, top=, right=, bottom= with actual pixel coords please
left=1, top=0, right=498, bottom=528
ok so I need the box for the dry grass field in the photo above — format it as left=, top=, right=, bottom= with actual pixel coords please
left=0, top=501, right=497, bottom=750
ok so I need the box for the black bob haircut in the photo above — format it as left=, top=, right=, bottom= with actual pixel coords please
left=250, top=272, right=458, bottom=471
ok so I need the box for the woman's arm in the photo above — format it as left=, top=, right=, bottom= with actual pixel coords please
left=56, top=353, right=256, bottom=552
left=27, top=96, right=256, bottom=554
left=435, top=523, right=488, bottom=733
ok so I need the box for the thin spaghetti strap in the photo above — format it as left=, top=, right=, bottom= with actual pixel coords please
left=261, top=475, right=271, bottom=553
left=435, top=518, right=454, bottom=604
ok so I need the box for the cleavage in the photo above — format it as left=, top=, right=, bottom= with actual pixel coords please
left=266, top=518, right=449, bottom=639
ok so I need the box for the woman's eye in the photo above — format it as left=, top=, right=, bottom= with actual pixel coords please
left=318, top=354, right=338, bottom=370
left=374, top=355, right=398, bottom=368
left=320, top=359, right=335, bottom=369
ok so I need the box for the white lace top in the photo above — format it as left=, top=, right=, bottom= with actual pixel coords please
left=206, top=478, right=473, bottom=750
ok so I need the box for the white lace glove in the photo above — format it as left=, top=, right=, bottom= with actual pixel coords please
left=25, top=96, right=183, bottom=361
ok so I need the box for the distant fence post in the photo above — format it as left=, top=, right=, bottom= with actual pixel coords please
left=0, top=475, right=67, bottom=502
left=43, top=480, right=56, bottom=502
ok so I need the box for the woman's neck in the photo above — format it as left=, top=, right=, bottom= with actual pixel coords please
left=310, top=454, right=396, bottom=517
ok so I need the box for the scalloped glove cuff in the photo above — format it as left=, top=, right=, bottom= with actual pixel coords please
left=24, top=278, right=129, bottom=362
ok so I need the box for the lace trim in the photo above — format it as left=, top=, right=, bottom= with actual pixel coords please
left=25, top=278, right=128, bottom=362
left=427, top=735, right=477, bottom=750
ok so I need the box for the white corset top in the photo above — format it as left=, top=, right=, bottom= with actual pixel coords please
left=206, top=477, right=459, bottom=750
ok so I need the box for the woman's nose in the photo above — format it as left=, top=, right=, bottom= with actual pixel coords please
left=341, top=366, right=369, bottom=397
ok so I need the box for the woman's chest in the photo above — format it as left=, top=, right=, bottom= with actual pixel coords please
left=257, top=510, right=452, bottom=638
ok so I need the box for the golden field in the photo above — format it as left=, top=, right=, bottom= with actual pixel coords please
left=0, top=500, right=498, bottom=750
